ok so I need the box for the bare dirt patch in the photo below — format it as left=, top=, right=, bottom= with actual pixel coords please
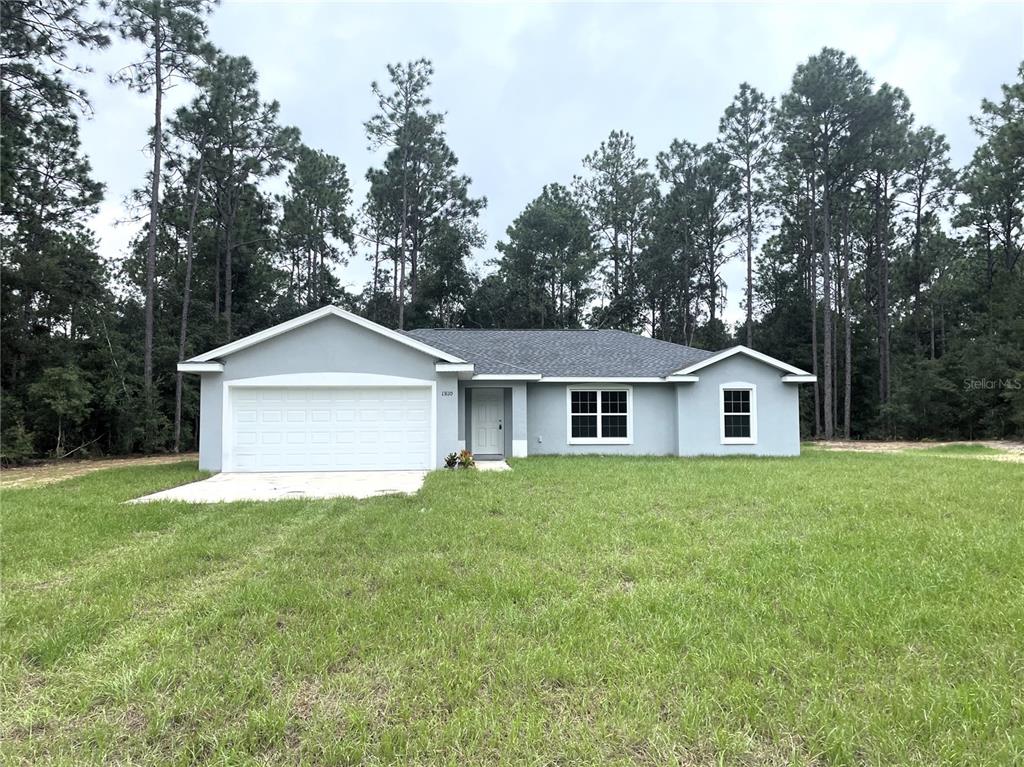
left=812, top=440, right=1024, bottom=462
left=0, top=453, right=198, bottom=489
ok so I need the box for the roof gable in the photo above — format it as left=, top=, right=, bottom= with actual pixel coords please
left=185, top=306, right=467, bottom=364
left=670, top=346, right=812, bottom=377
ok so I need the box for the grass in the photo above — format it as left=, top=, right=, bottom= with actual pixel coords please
left=1, top=453, right=1022, bottom=766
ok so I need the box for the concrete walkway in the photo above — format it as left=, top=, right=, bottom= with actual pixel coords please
left=131, top=470, right=427, bottom=504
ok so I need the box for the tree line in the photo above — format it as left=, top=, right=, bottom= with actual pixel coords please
left=2, top=0, right=1021, bottom=461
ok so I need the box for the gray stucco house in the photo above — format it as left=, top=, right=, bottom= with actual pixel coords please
left=178, top=306, right=816, bottom=472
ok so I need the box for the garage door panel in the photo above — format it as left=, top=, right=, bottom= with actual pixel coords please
left=307, top=453, right=332, bottom=469
left=228, top=386, right=431, bottom=471
left=235, top=432, right=258, bottom=446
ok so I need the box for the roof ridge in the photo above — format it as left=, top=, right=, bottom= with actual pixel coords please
left=602, top=328, right=712, bottom=355
left=411, top=327, right=601, bottom=332
left=407, top=327, right=717, bottom=377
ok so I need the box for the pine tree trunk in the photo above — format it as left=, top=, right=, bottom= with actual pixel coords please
left=842, top=203, right=852, bottom=440
left=876, top=177, right=891, bottom=417
left=745, top=161, right=753, bottom=347
left=307, top=248, right=315, bottom=308
left=808, top=180, right=822, bottom=438
left=940, top=311, right=945, bottom=356
left=912, top=185, right=923, bottom=303
left=821, top=165, right=834, bottom=440
left=397, top=142, right=410, bottom=330
left=930, top=306, right=936, bottom=360
left=392, top=235, right=399, bottom=303
left=214, top=219, right=221, bottom=318
left=174, top=153, right=205, bottom=453
left=320, top=250, right=326, bottom=305
left=810, top=263, right=821, bottom=439
left=143, top=7, right=163, bottom=448
left=410, top=226, right=419, bottom=306
left=610, top=229, right=621, bottom=327
left=224, top=198, right=236, bottom=341
left=371, top=236, right=380, bottom=321
left=709, top=254, right=717, bottom=329
left=288, top=253, right=296, bottom=303
left=832, top=310, right=838, bottom=432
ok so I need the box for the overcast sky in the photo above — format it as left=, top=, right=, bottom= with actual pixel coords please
left=77, top=1, right=1022, bottom=324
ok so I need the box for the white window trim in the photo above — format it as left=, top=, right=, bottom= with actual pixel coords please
left=720, top=382, right=757, bottom=445
left=566, top=385, right=633, bottom=445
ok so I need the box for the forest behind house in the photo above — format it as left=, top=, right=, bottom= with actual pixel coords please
left=2, top=0, right=1022, bottom=461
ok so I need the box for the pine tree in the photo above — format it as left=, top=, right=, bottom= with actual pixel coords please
left=719, top=83, right=775, bottom=347
left=364, top=60, right=441, bottom=330
left=777, top=48, right=873, bottom=439
left=493, top=184, right=595, bottom=328
left=574, top=130, right=656, bottom=332
left=278, top=145, right=355, bottom=309
left=105, top=0, right=214, bottom=443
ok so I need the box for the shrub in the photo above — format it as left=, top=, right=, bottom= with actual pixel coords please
left=0, top=418, right=35, bottom=464
left=444, top=452, right=459, bottom=469
left=457, top=449, right=475, bottom=469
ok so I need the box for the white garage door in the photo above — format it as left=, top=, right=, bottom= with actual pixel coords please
left=229, top=386, right=431, bottom=471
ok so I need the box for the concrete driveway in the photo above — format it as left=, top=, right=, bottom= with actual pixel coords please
left=131, top=470, right=427, bottom=504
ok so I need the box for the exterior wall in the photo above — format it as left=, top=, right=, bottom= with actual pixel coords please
left=676, top=355, right=800, bottom=456
left=434, top=372, right=460, bottom=466
left=526, top=382, right=678, bottom=456
left=196, top=315, right=455, bottom=471
left=198, top=373, right=224, bottom=471
left=511, top=383, right=528, bottom=457
left=220, top=315, right=437, bottom=381
left=194, top=317, right=805, bottom=470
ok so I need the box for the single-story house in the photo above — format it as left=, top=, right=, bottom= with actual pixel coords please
left=178, top=305, right=816, bottom=472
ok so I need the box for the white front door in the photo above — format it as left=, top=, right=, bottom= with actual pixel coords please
left=472, top=388, right=503, bottom=456
left=228, top=386, right=432, bottom=471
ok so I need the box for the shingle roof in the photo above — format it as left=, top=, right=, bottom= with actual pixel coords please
left=404, top=328, right=716, bottom=377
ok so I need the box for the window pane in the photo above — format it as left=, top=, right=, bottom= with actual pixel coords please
left=601, top=390, right=628, bottom=413
left=602, top=414, right=628, bottom=438
left=571, top=414, right=597, bottom=438
left=724, top=414, right=751, bottom=438
left=723, top=389, right=750, bottom=414
left=571, top=390, right=597, bottom=414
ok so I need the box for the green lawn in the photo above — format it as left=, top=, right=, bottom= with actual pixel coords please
left=2, top=452, right=1022, bottom=766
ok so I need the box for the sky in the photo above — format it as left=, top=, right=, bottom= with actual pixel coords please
left=75, top=1, right=1023, bottom=324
